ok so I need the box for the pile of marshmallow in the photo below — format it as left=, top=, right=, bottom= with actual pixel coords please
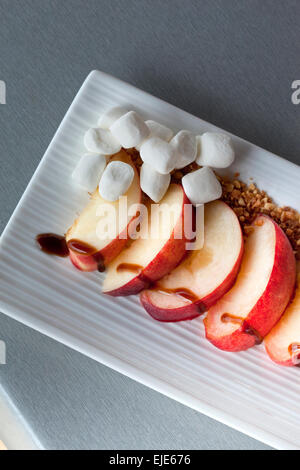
left=72, top=106, right=235, bottom=205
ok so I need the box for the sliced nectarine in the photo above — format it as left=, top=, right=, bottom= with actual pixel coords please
left=205, top=215, right=296, bottom=352
left=265, top=264, right=300, bottom=366
left=140, top=201, right=243, bottom=321
left=66, top=151, right=141, bottom=271
left=102, top=184, right=191, bottom=296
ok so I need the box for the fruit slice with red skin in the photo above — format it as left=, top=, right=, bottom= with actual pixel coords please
left=102, top=184, right=191, bottom=296
left=265, top=264, right=300, bottom=366
left=140, top=201, right=243, bottom=322
left=204, top=215, right=296, bottom=352
left=66, top=151, right=141, bottom=271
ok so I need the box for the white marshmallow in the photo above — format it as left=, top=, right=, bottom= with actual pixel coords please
left=171, top=130, right=197, bottom=169
left=140, top=162, right=171, bottom=202
left=99, top=161, right=134, bottom=201
left=146, top=120, right=174, bottom=141
left=84, top=128, right=121, bottom=155
left=182, top=167, right=222, bottom=205
left=98, top=106, right=128, bottom=129
left=196, top=132, right=235, bottom=168
left=196, top=135, right=202, bottom=160
left=110, top=111, right=149, bottom=148
left=135, top=120, right=173, bottom=150
left=140, top=137, right=176, bottom=175
left=72, top=153, right=107, bottom=192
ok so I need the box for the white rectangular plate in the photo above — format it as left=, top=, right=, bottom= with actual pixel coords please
left=0, top=384, right=41, bottom=450
left=1, top=70, right=300, bottom=450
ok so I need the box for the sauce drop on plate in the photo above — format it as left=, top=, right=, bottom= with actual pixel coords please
left=36, top=233, right=69, bottom=257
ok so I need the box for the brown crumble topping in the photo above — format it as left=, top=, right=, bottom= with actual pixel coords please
left=171, top=161, right=200, bottom=181
left=217, top=174, right=300, bottom=259
left=125, top=147, right=143, bottom=169
left=123, top=148, right=300, bottom=260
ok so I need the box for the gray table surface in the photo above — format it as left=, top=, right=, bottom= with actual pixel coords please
left=0, top=0, right=299, bottom=450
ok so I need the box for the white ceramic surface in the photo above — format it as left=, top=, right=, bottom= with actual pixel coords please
left=0, top=384, right=42, bottom=449
left=0, top=70, right=300, bottom=450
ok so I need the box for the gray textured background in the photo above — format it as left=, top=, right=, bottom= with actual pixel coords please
left=0, top=0, right=299, bottom=450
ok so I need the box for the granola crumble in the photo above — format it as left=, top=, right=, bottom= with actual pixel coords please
left=218, top=175, right=300, bottom=259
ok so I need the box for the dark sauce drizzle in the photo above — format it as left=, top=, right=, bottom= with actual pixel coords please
left=221, top=313, right=263, bottom=345
left=67, top=239, right=105, bottom=272
left=36, top=233, right=69, bottom=257
left=67, top=239, right=97, bottom=256
left=221, top=313, right=243, bottom=325
left=36, top=235, right=105, bottom=272
left=96, top=259, right=106, bottom=273
left=116, top=263, right=152, bottom=287
left=153, top=287, right=205, bottom=314
left=156, top=287, right=199, bottom=303
left=117, top=263, right=143, bottom=274
left=242, top=321, right=263, bottom=345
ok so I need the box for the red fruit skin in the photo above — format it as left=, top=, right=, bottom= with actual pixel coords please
left=204, top=320, right=259, bottom=352
left=140, top=202, right=244, bottom=322
left=264, top=276, right=300, bottom=367
left=205, top=216, right=296, bottom=352
left=104, top=187, right=192, bottom=296
left=105, top=275, right=150, bottom=297
left=140, top=239, right=244, bottom=322
left=140, top=290, right=205, bottom=322
left=68, top=235, right=128, bottom=272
